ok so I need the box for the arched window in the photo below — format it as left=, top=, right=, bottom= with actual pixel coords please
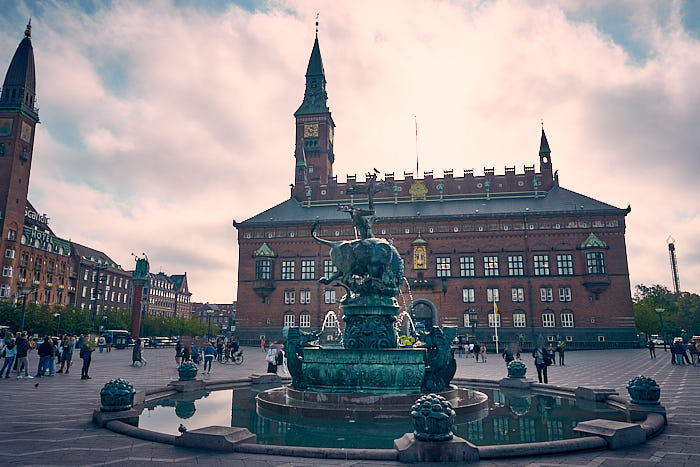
left=299, top=312, right=311, bottom=328
left=323, top=311, right=338, bottom=328
left=561, top=311, right=574, bottom=328
left=283, top=313, right=295, bottom=328
left=542, top=311, right=555, bottom=328
left=513, top=311, right=526, bottom=328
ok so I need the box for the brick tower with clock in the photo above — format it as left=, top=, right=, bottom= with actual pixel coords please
left=293, top=32, right=335, bottom=196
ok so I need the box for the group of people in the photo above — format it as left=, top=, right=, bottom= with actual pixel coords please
left=453, top=339, right=489, bottom=362
left=265, top=342, right=285, bottom=374
left=648, top=338, right=700, bottom=366
left=0, top=332, right=96, bottom=380
left=174, top=337, right=241, bottom=374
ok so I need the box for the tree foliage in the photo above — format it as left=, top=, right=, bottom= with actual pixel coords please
left=0, top=301, right=210, bottom=338
left=633, top=284, right=700, bottom=339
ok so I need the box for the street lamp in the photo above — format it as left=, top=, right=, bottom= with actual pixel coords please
left=655, top=308, right=665, bottom=351
left=54, top=312, right=61, bottom=336
left=18, top=284, right=36, bottom=333
left=206, top=305, right=214, bottom=339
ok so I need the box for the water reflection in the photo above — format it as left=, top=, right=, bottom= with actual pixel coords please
left=137, top=385, right=626, bottom=449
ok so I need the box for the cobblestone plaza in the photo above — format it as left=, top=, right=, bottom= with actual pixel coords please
left=0, top=347, right=698, bottom=466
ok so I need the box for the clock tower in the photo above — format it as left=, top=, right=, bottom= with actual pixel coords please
left=0, top=22, right=39, bottom=296
left=293, top=30, right=335, bottom=198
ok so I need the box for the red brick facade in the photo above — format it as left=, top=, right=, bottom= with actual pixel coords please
left=233, top=36, right=635, bottom=349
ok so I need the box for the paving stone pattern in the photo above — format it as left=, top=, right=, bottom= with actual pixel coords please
left=0, top=346, right=698, bottom=466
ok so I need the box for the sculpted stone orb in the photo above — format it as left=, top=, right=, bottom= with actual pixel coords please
left=178, top=362, right=198, bottom=381
left=507, top=360, right=527, bottom=378
left=626, top=375, right=660, bottom=405
left=100, top=378, right=135, bottom=412
left=410, top=393, right=456, bottom=441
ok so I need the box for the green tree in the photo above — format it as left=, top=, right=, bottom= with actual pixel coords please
left=633, top=284, right=700, bottom=339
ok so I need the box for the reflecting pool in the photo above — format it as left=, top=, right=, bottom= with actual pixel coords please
left=138, top=384, right=626, bottom=449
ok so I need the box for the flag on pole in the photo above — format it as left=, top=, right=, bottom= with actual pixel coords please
left=493, top=302, right=498, bottom=314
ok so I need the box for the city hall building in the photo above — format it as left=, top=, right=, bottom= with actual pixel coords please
left=234, top=35, right=636, bottom=349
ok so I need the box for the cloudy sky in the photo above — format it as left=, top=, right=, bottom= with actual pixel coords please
left=1, top=0, right=699, bottom=303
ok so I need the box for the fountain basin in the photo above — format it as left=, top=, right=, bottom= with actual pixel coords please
left=256, top=385, right=488, bottom=420
left=302, top=347, right=426, bottom=394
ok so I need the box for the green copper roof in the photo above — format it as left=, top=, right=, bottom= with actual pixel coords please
left=253, top=242, right=278, bottom=258
left=539, top=128, right=551, bottom=155
left=412, top=233, right=428, bottom=245
left=295, top=36, right=330, bottom=116
left=579, top=232, right=608, bottom=249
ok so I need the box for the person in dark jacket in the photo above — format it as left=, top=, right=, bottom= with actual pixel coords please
left=36, top=336, right=53, bottom=377
left=648, top=340, right=656, bottom=359
left=79, top=341, right=95, bottom=379
left=532, top=345, right=551, bottom=383
left=15, top=332, right=31, bottom=379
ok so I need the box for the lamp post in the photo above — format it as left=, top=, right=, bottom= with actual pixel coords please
left=655, top=308, right=665, bottom=351
left=54, top=312, right=61, bottom=336
left=18, top=284, right=36, bottom=333
left=206, top=305, right=214, bottom=339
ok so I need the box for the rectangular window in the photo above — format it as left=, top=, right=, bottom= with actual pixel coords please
left=557, top=254, right=574, bottom=275
left=0, top=284, right=10, bottom=297
left=558, top=286, right=571, bottom=302
left=533, top=255, right=550, bottom=276
left=118, top=292, right=122, bottom=302
left=111, top=291, right=115, bottom=301
left=283, top=314, right=295, bottom=327
left=487, top=287, right=500, bottom=303
left=436, top=257, right=451, bottom=277
left=4, top=248, right=15, bottom=258
left=255, top=259, right=271, bottom=280
left=119, top=278, right=123, bottom=288
left=301, top=260, right=315, bottom=280
left=459, top=256, right=475, bottom=277
left=82, top=286, right=87, bottom=298
left=324, top=289, right=336, bottom=304
left=284, top=289, right=295, bottom=305
left=83, top=269, right=89, bottom=281
left=513, top=313, right=526, bottom=327
left=511, top=287, right=524, bottom=302
left=463, top=312, right=473, bottom=327
left=462, top=287, right=475, bottom=303
left=2, top=266, right=12, bottom=277
left=542, top=313, right=555, bottom=327
left=488, top=313, right=501, bottom=328
left=508, top=255, right=524, bottom=276
left=7, top=229, right=17, bottom=241
left=540, top=287, right=553, bottom=302
left=561, top=313, right=574, bottom=327
left=281, top=260, right=295, bottom=280
left=483, top=256, right=499, bottom=277
left=300, top=289, right=311, bottom=304
left=586, top=252, right=606, bottom=274
left=299, top=313, right=311, bottom=328
left=323, top=259, right=337, bottom=278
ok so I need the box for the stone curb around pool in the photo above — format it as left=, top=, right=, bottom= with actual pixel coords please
left=98, top=377, right=665, bottom=463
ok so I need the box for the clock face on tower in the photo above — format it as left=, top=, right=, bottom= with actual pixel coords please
left=303, top=122, right=319, bottom=138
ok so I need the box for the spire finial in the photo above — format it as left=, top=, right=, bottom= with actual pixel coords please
left=25, top=18, right=32, bottom=38
left=315, top=12, right=319, bottom=37
left=540, top=118, right=544, bottom=130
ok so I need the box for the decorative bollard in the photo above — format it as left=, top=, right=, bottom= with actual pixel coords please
left=178, top=362, right=198, bottom=381
left=507, top=360, right=527, bottom=378
left=100, top=378, right=135, bottom=412
left=626, top=375, right=660, bottom=405
left=411, top=393, right=456, bottom=441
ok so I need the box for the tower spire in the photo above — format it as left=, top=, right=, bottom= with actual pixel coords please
left=294, top=25, right=329, bottom=116
left=539, top=121, right=551, bottom=156
left=0, top=22, right=38, bottom=122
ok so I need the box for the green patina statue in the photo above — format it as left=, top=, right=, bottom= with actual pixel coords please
left=133, top=254, right=149, bottom=280
left=411, top=393, right=456, bottom=441
left=626, top=375, right=660, bottom=405
left=284, top=327, right=320, bottom=390
left=178, top=362, right=198, bottom=381
left=418, top=326, right=457, bottom=393
left=507, top=360, right=527, bottom=378
left=100, top=378, right=135, bottom=412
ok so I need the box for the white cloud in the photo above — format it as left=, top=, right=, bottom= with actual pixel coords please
left=1, top=0, right=698, bottom=301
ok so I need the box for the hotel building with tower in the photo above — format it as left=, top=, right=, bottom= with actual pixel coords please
left=233, top=30, right=636, bottom=349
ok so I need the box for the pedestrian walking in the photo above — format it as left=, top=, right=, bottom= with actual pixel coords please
left=57, top=335, right=74, bottom=374
left=79, top=340, right=95, bottom=379
left=0, top=338, right=16, bottom=378
left=480, top=344, right=487, bottom=363
left=37, top=336, right=53, bottom=377
left=648, top=340, right=656, bottom=359
left=15, top=332, right=31, bottom=379
left=132, top=338, right=143, bottom=366
left=98, top=335, right=106, bottom=353
left=502, top=347, right=514, bottom=366
left=532, top=345, right=551, bottom=384
left=175, top=341, right=182, bottom=367
left=473, top=342, right=481, bottom=362
left=266, top=345, right=278, bottom=374
left=105, top=334, right=113, bottom=352
left=556, top=340, right=566, bottom=365
left=261, top=336, right=266, bottom=353
left=203, top=342, right=215, bottom=374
